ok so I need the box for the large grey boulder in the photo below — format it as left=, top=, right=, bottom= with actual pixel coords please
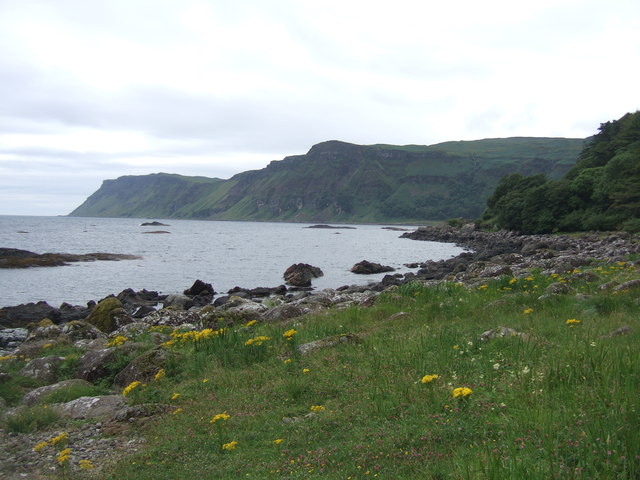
left=0, top=327, right=28, bottom=355
left=52, top=395, right=126, bottom=420
left=113, top=348, right=175, bottom=389
left=18, top=356, right=65, bottom=384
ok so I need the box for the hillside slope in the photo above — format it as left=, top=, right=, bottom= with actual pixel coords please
left=70, top=137, right=584, bottom=222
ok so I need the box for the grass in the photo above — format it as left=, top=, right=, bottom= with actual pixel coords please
left=13, top=260, right=640, bottom=478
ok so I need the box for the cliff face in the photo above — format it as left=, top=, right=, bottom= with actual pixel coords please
left=69, top=137, right=584, bottom=222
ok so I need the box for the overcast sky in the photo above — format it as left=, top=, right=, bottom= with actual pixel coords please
left=1, top=0, right=639, bottom=216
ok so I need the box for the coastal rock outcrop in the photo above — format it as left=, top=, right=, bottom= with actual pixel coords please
left=350, top=260, right=395, bottom=274
left=283, top=263, right=324, bottom=287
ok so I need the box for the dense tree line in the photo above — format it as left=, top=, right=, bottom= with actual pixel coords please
left=482, top=111, right=640, bottom=233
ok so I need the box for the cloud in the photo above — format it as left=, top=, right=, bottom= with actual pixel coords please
left=0, top=0, right=638, bottom=215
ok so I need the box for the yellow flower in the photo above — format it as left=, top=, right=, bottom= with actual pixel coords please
left=310, top=405, right=325, bottom=412
left=283, top=358, right=292, bottom=364
left=452, top=387, right=473, bottom=398
left=525, top=276, right=534, bottom=281
left=245, top=320, right=257, bottom=327
left=57, top=448, right=72, bottom=465
left=202, top=378, right=209, bottom=383
left=244, top=335, right=271, bottom=346
left=566, top=318, right=581, bottom=326
left=154, top=368, right=166, bottom=381
left=79, top=459, right=94, bottom=470
left=172, top=408, right=183, bottom=415
left=508, top=278, right=517, bottom=284
left=48, top=432, right=69, bottom=446
left=283, top=329, right=297, bottom=340
left=273, top=438, right=284, bottom=445
left=222, top=440, right=238, bottom=451
left=171, top=393, right=181, bottom=400
left=302, top=368, right=310, bottom=374
left=523, top=308, right=534, bottom=315
left=106, top=335, right=128, bottom=347
left=453, top=345, right=459, bottom=350
left=421, top=374, right=439, bottom=384
left=477, top=284, right=488, bottom=290
left=33, top=441, right=48, bottom=452
left=210, top=412, right=230, bottom=423
left=122, top=381, right=142, bottom=397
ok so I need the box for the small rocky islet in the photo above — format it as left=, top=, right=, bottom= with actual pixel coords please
left=0, top=224, right=639, bottom=477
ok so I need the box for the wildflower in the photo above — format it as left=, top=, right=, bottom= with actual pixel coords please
left=79, top=459, right=94, bottom=470
left=33, top=441, right=48, bottom=452
left=523, top=308, right=534, bottom=315
left=421, top=374, right=439, bottom=384
left=202, top=378, right=209, bottom=383
left=49, top=432, right=69, bottom=446
left=106, top=335, right=128, bottom=347
left=310, top=405, right=325, bottom=412
left=525, top=276, right=534, bottom=281
left=477, top=284, right=488, bottom=290
left=245, top=320, right=257, bottom=327
left=493, top=363, right=500, bottom=370
left=566, top=318, right=581, bottom=326
left=0, top=354, right=13, bottom=362
left=452, top=387, right=473, bottom=398
left=522, top=366, right=531, bottom=375
left=210, top=412, right=230, bottom=423
left=57, top=448, right=72, bottom=465
left=273, top=438, right=284, bottom=445
left=283, top=358, right=292, bottom=364
left=171, top=393, right=181, bottom=400
left=154, top=368, right=166, bottom=381
left=42, top=343, right=53, bottom=349
left=172, top=408, right=183, bottom=415
left=222, top=440, right=238, bottom=451
left=283, top=329, right=297, bottom=340
left=302, top=368, right=310, bottom=374
left=122, top=381, right=142, bottom=397
left=509, top=278, right=517, bottom=284
left=453, top=345, right=459, bottom=350
left=244, top=335, right=271, bottom=346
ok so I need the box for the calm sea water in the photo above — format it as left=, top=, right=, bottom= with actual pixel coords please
left=0, top=216, right=464, bottom=308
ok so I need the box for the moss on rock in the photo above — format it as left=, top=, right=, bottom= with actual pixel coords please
left=86, top=297, right=126, bottom=333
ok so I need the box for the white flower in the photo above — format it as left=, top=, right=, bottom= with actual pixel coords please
left=493, top=363, right=500, bottom=370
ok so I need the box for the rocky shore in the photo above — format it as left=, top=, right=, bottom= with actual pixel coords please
left=1, top=224, right=639, bottom=478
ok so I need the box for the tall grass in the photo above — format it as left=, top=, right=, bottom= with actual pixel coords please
left=96, top=261, right=638, bottom=479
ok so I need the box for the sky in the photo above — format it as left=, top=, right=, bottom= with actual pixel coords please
left=1, top=0, right=639, bottom=216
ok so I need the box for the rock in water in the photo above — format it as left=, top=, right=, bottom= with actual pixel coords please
left=351, top=260, right=395, bottom=275
left=283, top=263, right=324, bottom=287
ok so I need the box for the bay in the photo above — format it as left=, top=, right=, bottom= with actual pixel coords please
left=0, top=216, right=464, bottom=308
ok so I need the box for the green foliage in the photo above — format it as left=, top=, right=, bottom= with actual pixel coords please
left=69, top=138, right=583, bottom=223
left=85, top=297, right=124, bottom=333
left=4, top=405, right=60, bottom=433
left=485, top=111, right=640, bottom=233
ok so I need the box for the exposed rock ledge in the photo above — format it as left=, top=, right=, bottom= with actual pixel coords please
left=0, top=248, right=141, bottom=269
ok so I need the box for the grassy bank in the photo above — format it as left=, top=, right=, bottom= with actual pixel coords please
left=22, top=259, right=640, bottom=479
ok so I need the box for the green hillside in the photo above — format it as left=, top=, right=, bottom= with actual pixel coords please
left=70, top=137, right=584, bottom=222
left=483, top=112, right=640, bottom=233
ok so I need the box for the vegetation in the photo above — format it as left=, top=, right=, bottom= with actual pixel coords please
left=483, top=112, right=640, bottom=233
left=63, top=258, right=638, bottom=479
left=69, top=137, right=583, bottom=223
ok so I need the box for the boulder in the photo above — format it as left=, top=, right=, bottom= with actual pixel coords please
left=162, top=294, right=195, bottom=310
left=23, top=378, right=93, bottom=406
left=0, top=301, right=60, bottom=328
left=262, top=304, right=306, bottom=323
left=141, top=309, right=202, bottom=329
left=0, top=327, right=28, bottom=355
left=350, top=260, right=395, bottom=275
left=113, top=348, right=176, bottom=389
left=284, top=263, right=324, bottom=287
left=52, top=395, right=126, bottom=420
left=184, top=279, right=215, bottom=297
left=18, top=356, right=65, bottom=384
left=61, top=320, right=106, bottom=342
left=86, top=297, right=133, bottom=333
left=479, top=326, right=528, bottom=342
left=75, top=348, right=118, bottom=383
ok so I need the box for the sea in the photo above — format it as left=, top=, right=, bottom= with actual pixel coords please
left=0, top=216, right=465, bottom=308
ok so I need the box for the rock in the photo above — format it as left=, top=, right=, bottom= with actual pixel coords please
left=0, top=327, right=28, bottom=355
left=24, top=324, right=64, bottom=342
left=110, top=321, right=151, bottom=338
left=142, top=230, right=170, bottom=234
left=227, top=285, right=287, bottom=297
left=111, top=403, right=173, bottom=422
left=388, top=312, right=412, bottom=321
left=297, top=334, right=363, bottom=356
left=284, top=263, right=324, bottom=287
left=162, top=294, right=195, bottom=310
left=184, top=279, right=215, bottom=297
left=544, top=282, right=575, bottom=295
left=18, top=356, right=65, bottom=384
left=12, top=338, right=70, bottom=359
left=61, top=320, right=107, bottom=341
left=479, top=326, right=528, bottom=342
left=113, top=348, right=176, bottom=389
left=601, top=326, right=632, bottom=338
left=261, top=304, right=306, bottom=322
left=141, top=309, right=202, bottom=329
left=0, top=248, right=141, bottom=269
left=86, top=297, right=133, bottom=333
left=350, top=260, right=395, bottom=275
left=612, top=279, right=640, bottom=292
left=53, top=395, right=126, bottom=420
left=140, top=221, right=169, bottom=226
left=23, top=379, right=93, bottom=406
left=0, top=301, right=60, bottom=329
left=75, top=348, right=119, bottom=383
